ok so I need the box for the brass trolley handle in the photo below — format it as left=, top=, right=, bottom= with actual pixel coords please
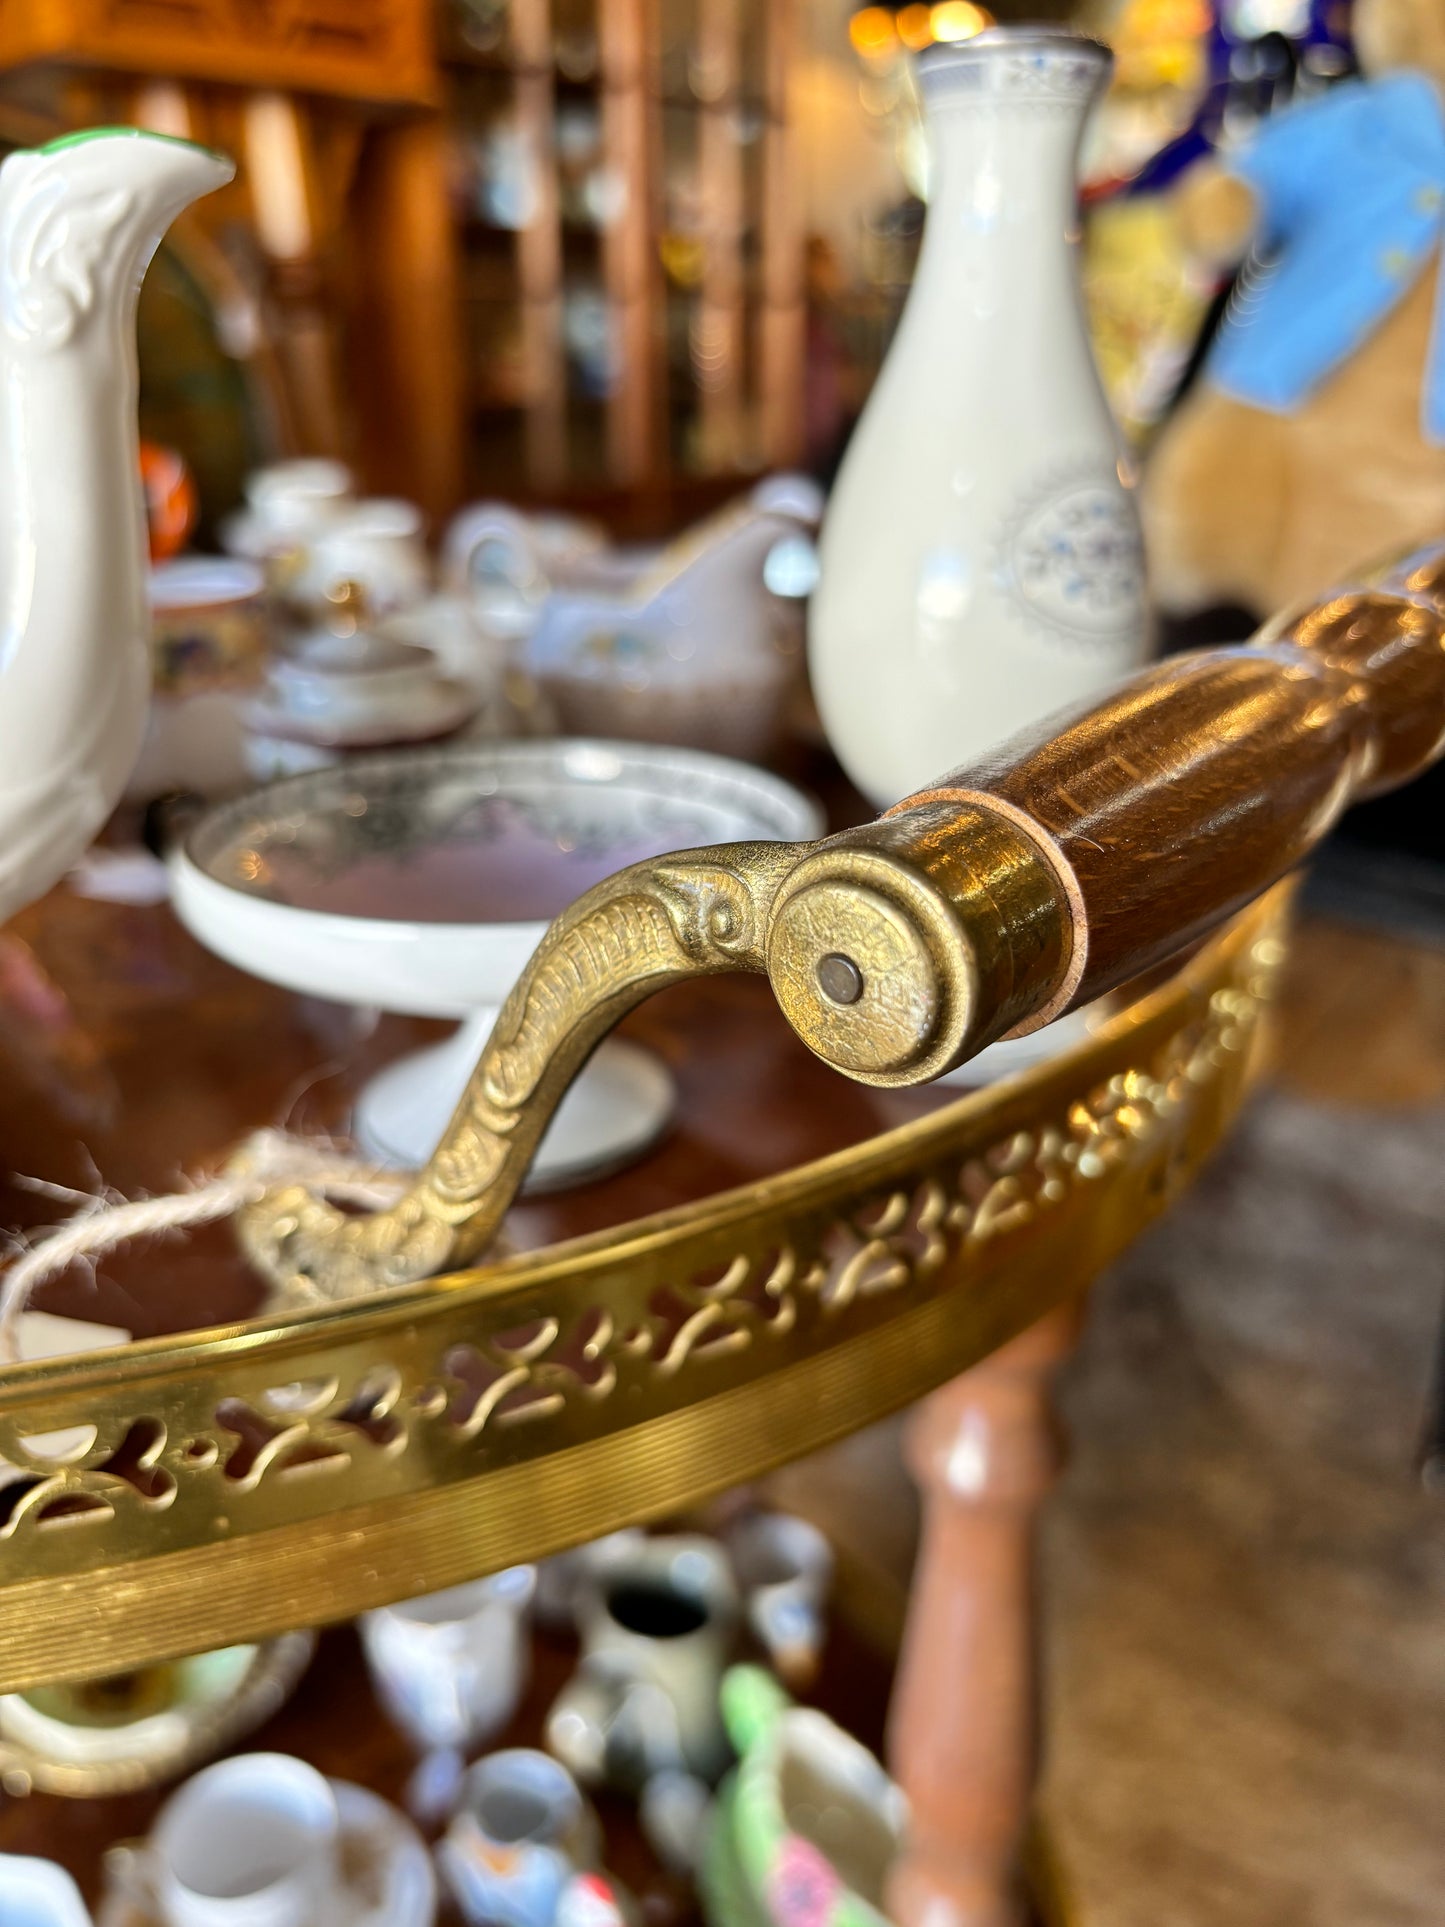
left=241, top=546, right=1445, bottom=1303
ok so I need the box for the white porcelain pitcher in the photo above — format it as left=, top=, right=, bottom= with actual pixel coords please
left=0, top=127, right=233, bottom=922
left=809, top=31, right=1151, bottom=807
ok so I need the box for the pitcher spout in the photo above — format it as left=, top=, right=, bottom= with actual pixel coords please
left=0, top=129, right=232, bottom=353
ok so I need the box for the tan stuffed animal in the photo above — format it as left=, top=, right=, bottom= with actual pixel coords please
left=1143, top=0, right=1445, bottom=616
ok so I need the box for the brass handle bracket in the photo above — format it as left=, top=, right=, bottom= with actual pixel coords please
left=238, top=807, right=1062, bottom=1303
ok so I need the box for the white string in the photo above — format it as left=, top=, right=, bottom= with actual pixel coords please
left=0, top=1130, right=408, bottom=1365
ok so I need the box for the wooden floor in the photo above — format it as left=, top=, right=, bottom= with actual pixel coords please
left=776, top=915, right=1445, bottom=1924
left=1041, top=917, right=1445, bottom=1925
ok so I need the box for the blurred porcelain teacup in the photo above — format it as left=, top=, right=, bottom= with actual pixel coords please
left=378, top=593, right=506, bottom=699
left=221, top=460, right=358, bottom=594
left=0, top=1856, right=93, bottom=1927
left=244, top=458, right=354, bottom=545
left=361, top=1566, right=536, bottom=1755
left=288, top=497, right=430, bottom=616
left=444, top=502, right=610, bottom=607
left=148, top=1751, right=340, bottom=1927
left=147, top=557, right=271, bottom=698
left=442, top=502, right=619, bottom=645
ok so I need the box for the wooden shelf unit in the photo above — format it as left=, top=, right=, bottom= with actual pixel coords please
left=441, top=0, right=805, bottom=504
left=0, top=0, right=807, bottom=523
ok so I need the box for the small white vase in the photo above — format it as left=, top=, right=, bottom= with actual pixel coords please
left=809, top=29, right=1151, bottom=807
left=360, top=1566, right=536, bottom=1755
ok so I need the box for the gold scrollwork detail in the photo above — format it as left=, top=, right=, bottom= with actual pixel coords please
left=236, top=844, right=805, bottom=1306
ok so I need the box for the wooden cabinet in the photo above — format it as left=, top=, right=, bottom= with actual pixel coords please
left=440, top=0, right=805, bottom=504
left=0, top=0, right=807, bottom=523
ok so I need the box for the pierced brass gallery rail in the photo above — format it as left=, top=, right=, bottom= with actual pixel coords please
left=0, top=893, right=1281, bottom=1692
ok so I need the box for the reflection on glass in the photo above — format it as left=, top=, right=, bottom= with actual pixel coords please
left=452, top=0, right=510, bottom=57
left=564, top=285, right=617, bottom=398
left=467, top=116, right=542, bottom=229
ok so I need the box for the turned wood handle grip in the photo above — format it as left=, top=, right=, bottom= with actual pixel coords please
left=899, top=570, right=1445, bottom=1028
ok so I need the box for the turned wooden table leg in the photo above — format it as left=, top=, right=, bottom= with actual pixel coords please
left=886, top=1306, right=1081, bottom=1927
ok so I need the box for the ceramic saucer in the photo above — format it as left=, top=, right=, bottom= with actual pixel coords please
left=332, top=1782, right=437, bottom=1927
left=245, top=673, right=479, bottom=745
left=245, top=629, right=480, bottom=751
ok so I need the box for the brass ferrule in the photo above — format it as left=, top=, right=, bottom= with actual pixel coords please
left=764, top=802, right=1072, bottom=1087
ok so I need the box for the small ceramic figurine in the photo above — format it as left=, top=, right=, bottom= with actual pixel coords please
left=437, top=1749, right=602, bottom=1927
left=809, top=30, right=1151, bottom=806
left=702, top=1668, right=907, bottom=1927
left=243, top=581, right=478, bottom=778
left=0, top=127, right=233, bottom=925
left=1145, top=0, right=1445, bottom=613
left=554, top=1872, right=634, bottom=1927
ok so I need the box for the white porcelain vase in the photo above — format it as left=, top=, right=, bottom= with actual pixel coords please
left=809, top=29, right=1151, bottom=808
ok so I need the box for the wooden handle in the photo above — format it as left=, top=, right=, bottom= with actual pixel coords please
left=890, top=569, right=1445, bottom=1032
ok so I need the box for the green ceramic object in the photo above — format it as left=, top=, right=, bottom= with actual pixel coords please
left=702, top=1667, right=906, bottom=1927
